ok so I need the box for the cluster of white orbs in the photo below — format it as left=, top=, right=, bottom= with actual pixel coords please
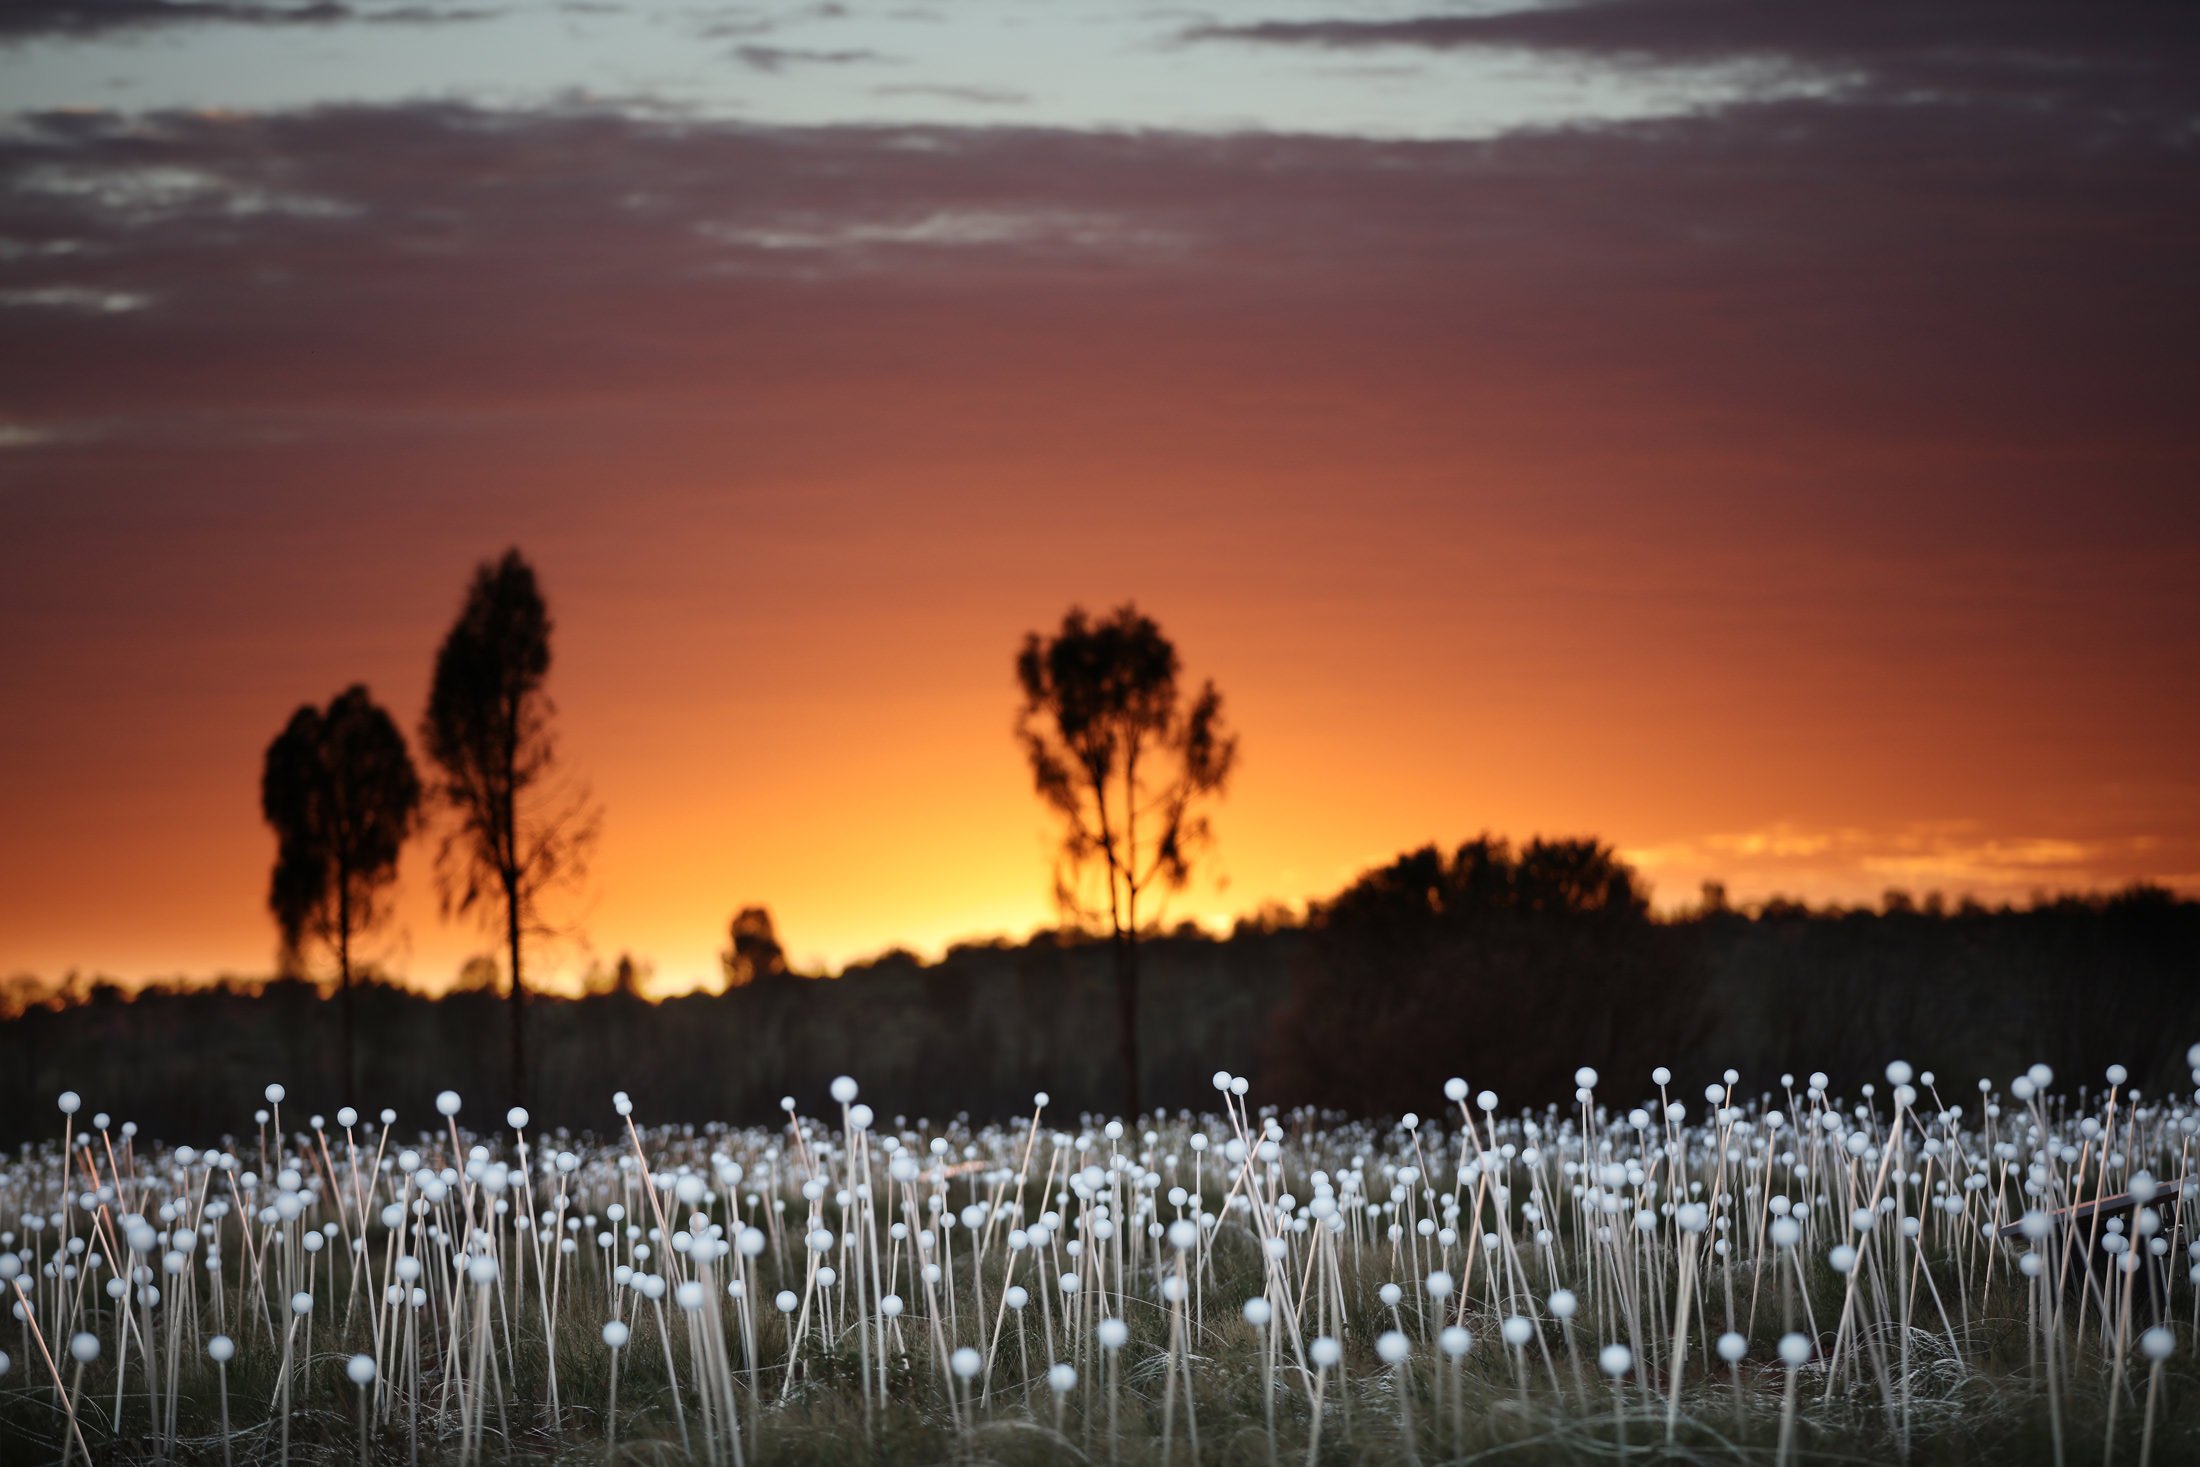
left=4, top=1053, right=2194, bottom=1464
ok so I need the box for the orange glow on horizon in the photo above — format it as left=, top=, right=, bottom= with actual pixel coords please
left=6, top=497, right=2194, bottom=1000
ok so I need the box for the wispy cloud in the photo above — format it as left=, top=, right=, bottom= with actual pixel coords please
left=735, top=43, right=888, bottom=73
left=15, top=162, right=359, bottom=221
left=696, top=206, right=1174, bottom=257
left=1183, top=0, right=2200, bottom=118
left=0, top=421, right=62, bottom=447
left=0, top=0, right=493, bottom=41
left=0, top=283, right=150, bottom=311
left=0, top=416, right=116, bottom=447
left=1183, top=0, right=2200, bottom=61
left=872, top=83, right=1029, bottom=107
left=1622, top=822, right=2190, bottom=909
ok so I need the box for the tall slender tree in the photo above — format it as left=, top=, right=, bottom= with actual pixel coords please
left=1015, top=603, right=1237, bottom=1118
left=421, top=547, right=599, bottom=1110
left=260, top=684, right=421, bottom=1100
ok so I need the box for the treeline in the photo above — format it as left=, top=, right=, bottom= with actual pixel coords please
left=4, top=838, right=2195, bottom=1143
left=1269, top=838, right=2199, bottom=1113
left=0, top=930, right=1297, bottom=1144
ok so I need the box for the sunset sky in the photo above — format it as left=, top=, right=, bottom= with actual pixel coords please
left=3, top=0, right=2197, bottom=994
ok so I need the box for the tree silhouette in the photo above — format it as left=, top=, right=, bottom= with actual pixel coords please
left=1268, top=836, right=1687, bottom=1112
left=421, top=547, right=599, bottom=1111
left=259, top=684, right=421, bottom=1100
left=721, top=906, right=790, bottom=988
left=582, top=952, right=649, bottom=998
left=1015, top=603, right=1237, bottom=1117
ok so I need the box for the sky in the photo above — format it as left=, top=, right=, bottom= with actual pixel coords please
left=2, top=0, right=2198, bottom=994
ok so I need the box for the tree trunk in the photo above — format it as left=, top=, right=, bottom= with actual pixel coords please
left=1115, top=925, right=1141, bottom=1120
left=337, top=880, right=355, bottom=1104
left=506, top=877, right=526, bottom=1113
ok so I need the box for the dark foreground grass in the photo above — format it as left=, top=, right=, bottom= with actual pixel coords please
left=5, top=1284, right=2194, bottom=1464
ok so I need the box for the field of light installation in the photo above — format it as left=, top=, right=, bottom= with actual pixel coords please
left=3, top=1059, right=2195, bottom=1464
